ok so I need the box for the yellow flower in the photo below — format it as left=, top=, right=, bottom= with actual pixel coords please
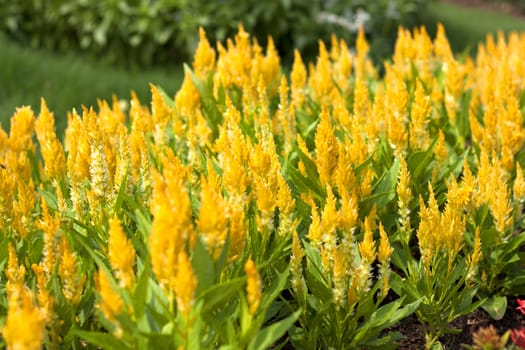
left=244, top=258, right=262, bottom=315
left=174, top=250, right=197, bottom=318
left=377, top=223, right=393, bottom=264
left=95, top=270, right=124, bottom=321
left=149, top=153, right=193, bottom=296
left=108, top=216, right=136, bottom=290
left=409, top=80, right=431, bottom=150
left=35, top=98, right=66, bottom=180
left=58, top=236, right=86, bottom=306
left=315, top=105, right=338, bottom=186
left=514, top=163, right=525, bottom=203
left=290, top=50, right=307, bottom=108
left=358, top=217, right=376, bottom=264
left=2, top=286, right=46, bottom=350
left=37, top=198, right=60, bottom=276
left=31, top=264, right=54, bottom=319
left=193, top=27, right=216, bottom=79
left=198, top=169, right=228, bottom=259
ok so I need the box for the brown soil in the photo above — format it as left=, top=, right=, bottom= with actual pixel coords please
left=393, top=298, right=525, bottom=349
left=440, top=0, right=525, bottom=21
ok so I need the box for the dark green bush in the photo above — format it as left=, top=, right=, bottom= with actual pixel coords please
left=0, top=0, right=431, bottom=67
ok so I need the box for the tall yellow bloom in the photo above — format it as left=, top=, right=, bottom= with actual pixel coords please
left=244, top=258, right=262, bottom=315
left=174, top=250, right=197, bottom=318
left=108, top=216, right=136, bottom=290
left=58, top=236, right=86, bottom=306
left=193, top=27, right=216, bottom=79
left=2, top=286, right=46, bottom=350
left=95, top=270, right=124, bottom=321
left=35, top=98, right=66, bottom=180
left=315, top=105, right=338, bottom=186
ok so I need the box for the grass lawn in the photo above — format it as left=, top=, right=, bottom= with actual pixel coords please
left=421, top=1, right=525, bottom=55
left=0, top=34, right=184, bottom=137
left=0, top=1, right=524, bottom=136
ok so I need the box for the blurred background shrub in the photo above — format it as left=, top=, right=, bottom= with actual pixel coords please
left=0, top=0, right=431, bottom=67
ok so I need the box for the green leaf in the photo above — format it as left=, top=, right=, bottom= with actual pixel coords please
left=74, top=330, right=130, bottom=350
left=481, top=295, right=507, bottom=320
left=192, top=236, right=216, bottom=295
left=200, top=278, right=245, bottom=315
left=133, top=263, right=151, bottom=321
left=247, top=309, right=301, bottom=350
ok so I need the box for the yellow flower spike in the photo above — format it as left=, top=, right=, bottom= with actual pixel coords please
left=276, top=174, right=295, bottom=220
left=31, top=264, right=54, bottom=319
left=310, top=40, right=335, bottom=102
left=193, top=27, right=216, bottom=80
left=2, top=286, right=46, bottom=350
left=397, top=157, right=412, bottom=213
left=198, top=169, right=228, bottom=259
left=244, top=258, right=262, bottom=316
left=108, top=216, right=136, bottom=290
left=514, top=163, right=525, bottom=203
left=291, top=49, right=307, bottom=108
left=150, top=83, right=171, bottom=128
left=35, top=98, right=66, bottom=180
left=228, top=200, right=247, bottom=262
left=490, top=180, right=512, bottom=238
left=339, top=189, right=358, bottom=235
left=290, top=231, right=306, bottom=296
left=467, top=227, right=482, bottom=281
left=307, top=197, right=322, bottom=248
left=353, top=77, right=370, bottom=122
left=276, top=75, right=296, bottom=154
left=261, top=37, right=280, bottom=91
left=358, top=217, right=376, bottom=264
left=5, top=245, right=25, bottom=297
left=355, top=26, right=370, bottom=79
left=8, top=106, right=36, bottom=153
left=95, top=270, right=124, bottom=322
left=434, top=23, right=453, bottom=61
left=385, top=67, right=409, bottom=154
left=149, top=154, right=193, bottom=295
left=175, top=73, right=201, bottom=119
left=315, top=105, right=338, bottom=186
left=37, top=198, right=60, bottom=276
left=58, top=236, right=86, bottom=306
left=12, top=178, right=36, bottom=239
left=409, top=80, right=431, bottom=150
left=174, top=250, right=197, bottom=318
left=434, top=130, right=448, bottom=164
left=332, top=246, right=348, bottom=308
left=378, top=223, right=393, bottom=265
left=321, top=186, right=339, bottom=238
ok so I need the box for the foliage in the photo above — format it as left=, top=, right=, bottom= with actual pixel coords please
left=0, top=0, right=431, bottom=67
left=0, top=23, right=524, bottom=350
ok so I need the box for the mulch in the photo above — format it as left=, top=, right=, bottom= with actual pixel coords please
left=393, top=297, right=525, bottom=349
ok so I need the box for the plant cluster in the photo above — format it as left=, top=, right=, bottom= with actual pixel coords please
left=0, top=0, right=430, bottom=66
left=0, top=24, right=524, bottom=349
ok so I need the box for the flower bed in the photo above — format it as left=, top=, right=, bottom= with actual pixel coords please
left=0, top=25, right=524, bottom=349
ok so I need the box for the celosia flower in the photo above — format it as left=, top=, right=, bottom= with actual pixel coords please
left=2, top=287, right=46, bottom=350
left=358, top=217, right=376, bottom=264
left=511, top=326, right=525, bottom=349
left=174, top=250, right=197, bottom=318
left=244, top=258, right=262, bottom=315
left=108, top=216, right=136, bottom=290
left=517, top=298, right=525, bottom=315
left=95, top=270, right=123, bottom=321
left=193, top=27, right=216, bottom=79
left=58, top=236, right=86, bottom=306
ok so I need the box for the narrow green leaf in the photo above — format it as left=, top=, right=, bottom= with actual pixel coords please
left=247, top=309, right=301, bottom=350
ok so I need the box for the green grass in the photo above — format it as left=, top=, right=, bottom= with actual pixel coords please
left=422, top=1, right=525, bottom=55
left=0, top=33, right=184, bottom=137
